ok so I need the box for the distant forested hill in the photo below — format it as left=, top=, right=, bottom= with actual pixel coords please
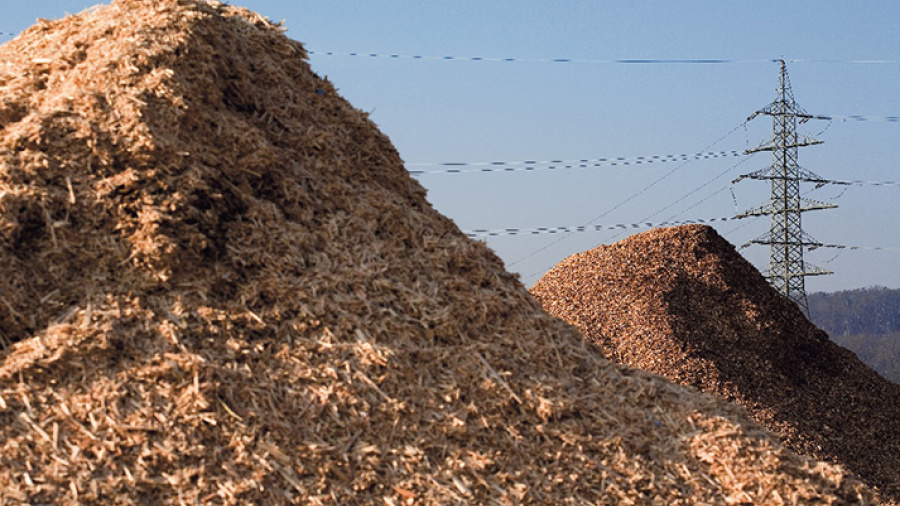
left=829, top=333, right=900, bottom=386
left=808, top=287, right=900, bottom=384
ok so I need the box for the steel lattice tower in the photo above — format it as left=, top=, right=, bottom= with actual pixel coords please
left=734, top=60, right=836, bottom=317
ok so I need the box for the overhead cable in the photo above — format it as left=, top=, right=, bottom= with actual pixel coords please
left=809, top=243, right=900, bottom=252
left=824, top=179, right=900, bottom=187
left=630, top=154, right=757, bottom=232
left=465, top=217, right=732, bottom=238
left=722, top=214, right=762, bottom=237
left=825, top=115, right=899, bottom=122
left=734, top=236, right=900, bottom=254
left=506, top=120, right=749, bottom=267
left=785, top=59, right=898, bottom=64
left=309, top=51, right=770, bottom=64
left=308, top=50, right=898, bottom=66
left=408, top=150, right=743, bottom=175
left=605, top=159, right=750, bottom=245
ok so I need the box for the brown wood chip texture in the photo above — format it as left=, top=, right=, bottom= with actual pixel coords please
left=531, top=224, right=900, bottom=505
left=0, top=0, right=878, bottom=504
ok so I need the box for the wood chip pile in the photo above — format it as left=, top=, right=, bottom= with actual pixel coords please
left=0, top=1, right=875, bottom=503
left=531, top=224, right=900, bottom=505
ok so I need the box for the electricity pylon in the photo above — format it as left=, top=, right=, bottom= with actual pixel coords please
left=734, top=60, right=836, bottom=317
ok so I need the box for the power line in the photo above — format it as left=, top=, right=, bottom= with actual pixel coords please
left=517, top=228, right=897, bottom=286
left=616, top=153, right=758, bottom=239
left=824, top=179, right=900, bottom=187
left=825, top=115, right=899, bottom=122
left=722, top=214, right=762, bottom=237
left=785, top=59, right=899, bottom=64
left=466, top=217, right=732, bottom=238
left=737, top=240, right=900, bottom=254
left=821, top=247, right=845, bottom=265
left=604, top=178, right=747, bottom=245
left=408, top=150, right=743, bottom=175
left=824, top=185, right=852, bottom=201
left=308, top=50, right=898, bottom=66
left=506, top=120, right=749, bottom=267
left=809, top=243, right=900, bottom=253
left=309, top=51, right=772, bottom=64
left=408, top=150, right=739, bottom=167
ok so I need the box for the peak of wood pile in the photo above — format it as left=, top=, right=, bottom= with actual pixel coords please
left=531, top=224, right=900, bottom=505
left=0, top=1, right=875, bottom=503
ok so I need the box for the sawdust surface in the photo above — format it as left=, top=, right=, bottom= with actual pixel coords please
left=0, top=1, right=876, bottom=504
left=531, top=225, right=900, bottom=505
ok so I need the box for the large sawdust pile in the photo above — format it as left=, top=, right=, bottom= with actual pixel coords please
left=531, top=225, right=900, bottom=504
left=0, top=1, right=875, bottom=504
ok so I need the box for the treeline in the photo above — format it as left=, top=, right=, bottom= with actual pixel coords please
left=830, top=333, right=900, bottom=385
left=809, top=286, right=900, bottom=336
left=808, top=286, right=900, bottom=385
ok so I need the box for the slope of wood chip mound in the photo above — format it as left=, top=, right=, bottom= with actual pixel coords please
left=0, top=1, right=874, bottom=503
left=531, top=224, right=900, bottom=505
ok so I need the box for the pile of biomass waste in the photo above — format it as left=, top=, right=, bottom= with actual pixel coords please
left=531, top=224, right=900, bottom=504
left=0, top=1, right=874, bottom=503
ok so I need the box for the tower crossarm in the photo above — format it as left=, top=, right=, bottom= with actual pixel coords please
left=760, top=269, right=833, bottom=285
left=748, top=109, right=832, bottom=123
left=799, top=264, right=834, bottom=277
left=798, top=198, right=839, bottom=212
left=745, top=229, right=827, bottom=248
left=733, top=166, right=830, bottom=184
left=734, top=199, right=837, bottom=219
left=758, top=264, right=833, bottom=280
left=734, top=204, right=774, bottom=219
left=746, top=136, right=823, bottom=154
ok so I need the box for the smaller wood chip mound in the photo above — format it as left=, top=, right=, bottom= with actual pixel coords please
left=531, top=224, right=900, bottom=504
left=0, top=1, right=876, bottom=503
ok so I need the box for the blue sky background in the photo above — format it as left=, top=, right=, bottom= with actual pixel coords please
left=5, top=1, right=900, bottom=292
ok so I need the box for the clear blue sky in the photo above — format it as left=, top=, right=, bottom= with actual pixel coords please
left=6, top=1, right=900, bottom=292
